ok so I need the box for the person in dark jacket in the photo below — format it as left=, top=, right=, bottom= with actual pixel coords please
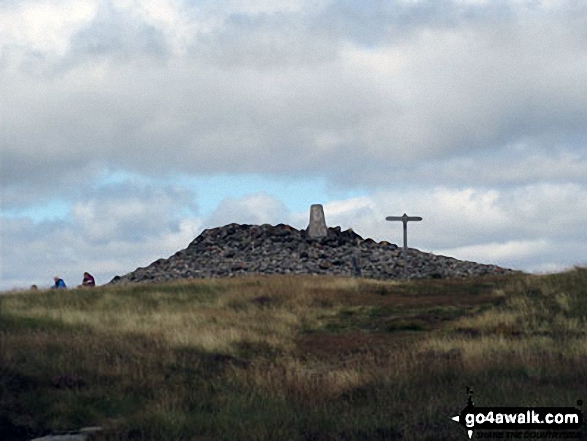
left=81, top=272, right=95, bottom=287
left=52, top=277, right=67, bottom=289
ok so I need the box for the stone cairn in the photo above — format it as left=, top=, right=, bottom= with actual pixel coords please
left=109, top=205, right=517, bottom=285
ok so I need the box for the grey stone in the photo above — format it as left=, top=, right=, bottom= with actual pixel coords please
left=30, top=427, right=102, bottom=441
left=30, top=436, right=87, bottom=441
left=107, top=222, right=518, bottom=285
left=306, top=204, right=328, bottom=239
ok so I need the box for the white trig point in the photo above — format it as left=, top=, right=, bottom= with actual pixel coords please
left=307, top=204, right=328, bottom=239
left=385, top=213, right=422, bottom=250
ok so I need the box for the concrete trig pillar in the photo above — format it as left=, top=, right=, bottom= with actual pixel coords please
left=307, top=204, right=328, bottom=239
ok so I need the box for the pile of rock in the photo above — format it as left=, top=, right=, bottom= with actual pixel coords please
left=109, top=223, right=516, bottom=285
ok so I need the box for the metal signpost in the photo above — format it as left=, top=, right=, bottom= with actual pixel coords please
left=385, top=213, right=422, bottom=250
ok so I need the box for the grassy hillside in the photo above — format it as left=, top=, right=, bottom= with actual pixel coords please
left=1, top=269, right=586, bottom=440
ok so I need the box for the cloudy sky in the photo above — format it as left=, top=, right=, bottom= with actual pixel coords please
left=1, top=0, right=586, bottom=290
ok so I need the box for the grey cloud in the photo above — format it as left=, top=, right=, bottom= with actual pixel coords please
left=0, top=214, right=200, bottom=290
left=326, top=144, right=587, bottom=190
left=192, top=11, right=338, bottom=68
left=68, top=2, right=169, bottom=62
left=197, top=0, right=516, bottom=62
left=188, top=0, right=517, bottom=68
left=71, top=181, right=198, bottom=244
left=205, top=192, right=291, bottom=227
left=2, top=0, right=587, bottom=205
left=317, top=0, right=515, bottom=47
left=1, top=216, right=89, bottom=289
left=0, top=189, right=293, bottom=290
left=0, top=180, right=201, bottom=290
left=2, top=183, right=586, bottom=290
left=3, top=0, right=587, bottom=291
left=321, top=184, right=587, bottom=255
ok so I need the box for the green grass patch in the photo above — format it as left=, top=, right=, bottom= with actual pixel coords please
left=1, top=270, right=586, bottom=440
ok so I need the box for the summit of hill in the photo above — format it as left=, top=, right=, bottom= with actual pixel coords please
left=109, top=222, right=516, bottom=285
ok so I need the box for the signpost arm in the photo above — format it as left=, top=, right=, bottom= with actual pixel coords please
left=385, top=214, right=422, bottom=251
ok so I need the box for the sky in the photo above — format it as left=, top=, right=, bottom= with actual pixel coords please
left=1, top=0, right=586, bottom=290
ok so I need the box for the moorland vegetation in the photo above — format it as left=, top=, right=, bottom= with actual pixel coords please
left=1, top=268, right=586, bottom=440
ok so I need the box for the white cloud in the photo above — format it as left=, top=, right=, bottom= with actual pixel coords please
left=0, top=0, right=97, bottom=56
left=72, top=182, right=198, bottom=242
left=437, top=239, right=551, bottom=265
left=324, top=197, right=376, bottom=217
left=206, top=192, right=291, bottom=227
left=3, top=0, right=587, bottom=199
left=232, top=0, right=315, bottom=13
left=0, top=182, right=202, bottom=290
left=1, top=0, right=586, bottom=288
left=2, top=181, right=586, bottom=291
left=377, top=147, right=587, bottom=188
left=310, top=184, right=587, bottom=267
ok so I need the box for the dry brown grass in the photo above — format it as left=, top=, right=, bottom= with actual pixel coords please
left=0, top=270, right=585, bottom=440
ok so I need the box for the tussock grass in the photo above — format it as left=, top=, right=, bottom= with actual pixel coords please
left=1, top=270, right=586, bottom=440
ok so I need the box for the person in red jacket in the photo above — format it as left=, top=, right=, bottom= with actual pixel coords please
left=81, top=272, right=95, bottom=287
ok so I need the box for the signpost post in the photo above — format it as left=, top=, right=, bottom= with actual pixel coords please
left=385, top=213, right=422, bottom=250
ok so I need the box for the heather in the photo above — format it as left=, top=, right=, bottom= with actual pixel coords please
left=1, top=269, right=586, bottom=440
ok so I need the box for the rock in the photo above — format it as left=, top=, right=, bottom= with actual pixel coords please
left=306, top=204, right=328, bottom=239
left=30, top=427, right=102, bottom=441
left=108, top=223, right=519, bottom=285
left=319, top=261, right=332, bottom=269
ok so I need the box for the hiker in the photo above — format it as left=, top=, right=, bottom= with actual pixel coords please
left=30, top=284, right=38, bottom=290
left=81, top=272, right=95, bottom=287
left=52, top=276, right=67, bottom=289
